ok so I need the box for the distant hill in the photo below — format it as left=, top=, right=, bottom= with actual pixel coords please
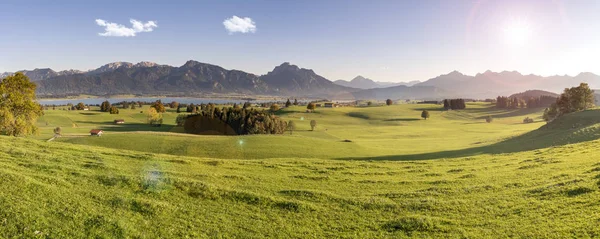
left=259, top=62, right=357, bottom=97
left=414, top=70, right=600, bottom=99
left=334, top=76, right=419, bottom=89
left=350, top=85, right=450, bottom=100
left=509, top=90, right=559, bottom=99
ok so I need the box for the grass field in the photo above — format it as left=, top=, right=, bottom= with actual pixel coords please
left=1, top=103, right=599, bottom=237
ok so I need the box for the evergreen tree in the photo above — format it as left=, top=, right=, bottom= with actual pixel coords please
left=285, top=99, right=292, bottom=107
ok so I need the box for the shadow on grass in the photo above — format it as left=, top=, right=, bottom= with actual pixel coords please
left=95, top=123, right=176, bottom=132
left=384, top=118, right=421, bottom=122
left=337, top=110, right=600, bottom=161
left=474, top=107, right=544, bottom=119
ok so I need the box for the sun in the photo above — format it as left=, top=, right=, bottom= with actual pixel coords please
left=503, top=18, right=532, bottom=47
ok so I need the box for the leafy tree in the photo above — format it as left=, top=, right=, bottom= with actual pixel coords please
left=270, top=104, right=280, bottom=112
left=243, top=102, right=251, bottom=109
left=386, top=99, right=393, bottom=106
left=146, top=107, right=163, bottom=126
left=421, top=110, right=430, bottom=120
left=0, top=73, right=43, bottom=136
left=176, top=105, right=181, bottom=113
left=53, top=127, right=62, bottom=137
left=287, top=120, right=296, bottom=135
left=175, top=114, right=187, bottom=126
left=109, top=106, right=119, bottom=114
left=285, top=99, right=292, bottom=107
left=544, top=83, right=595, bottom=121
left=367, top=101, right=373, bottom=106
left=293, top=99, right=299, bottom=106
left=151, top=100, right=166, bottom=113
left=307, top=102, right=316, bottom=111
left=75, top=102, right=85, bottom=110
left=122, top=101, right=129, bottom=109
left=170, top=101, right=179, bottom=109
left=485, top=115, right=493, bottom=123
left=100, top=101, right=111, bottom=112
left=130, top=103, right=136, bottom=110
left=310, top=120, right=317, bottom=131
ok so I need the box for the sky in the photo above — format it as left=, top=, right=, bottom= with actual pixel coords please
left=1, top=0, right=599, bottom=82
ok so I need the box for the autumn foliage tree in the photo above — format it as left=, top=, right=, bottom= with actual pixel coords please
left=0, top=73, right=44, bottom=136
left=151, top=100, right=166, bottom=113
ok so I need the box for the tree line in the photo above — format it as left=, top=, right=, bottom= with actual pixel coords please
left=495, top=95, right=557, bottom=109
left=443, top=99, right=466, bottom=110
left=543, top=83, right=594, bottom=121
left=183, top=104, right=288, bottom=135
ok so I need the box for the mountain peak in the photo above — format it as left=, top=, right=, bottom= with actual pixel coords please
left=135, top=61, right=158, bottom=68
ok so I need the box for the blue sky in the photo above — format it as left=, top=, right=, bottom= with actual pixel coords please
left=1, top=0, right=599, bottom=82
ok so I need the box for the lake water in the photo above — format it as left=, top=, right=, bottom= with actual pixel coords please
left=38, top=97, right=284, bottom=106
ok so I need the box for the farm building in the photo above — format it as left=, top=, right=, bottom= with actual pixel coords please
left=114, top=119, right=125, bottom=124
left=90, top=129, right=103, bottom=136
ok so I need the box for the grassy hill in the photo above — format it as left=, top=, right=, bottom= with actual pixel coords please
left=1, top=103, right=598, bottom=237
left=1, top=125, right=600, bottom=237
left=37, top=103, right=545, bottom=160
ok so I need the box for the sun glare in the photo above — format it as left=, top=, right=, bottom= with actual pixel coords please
left=503, top=18, right=532, bottom=47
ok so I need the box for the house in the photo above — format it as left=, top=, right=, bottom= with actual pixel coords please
left=323, top=102, right=337, bottom=108
left=90, top=129, right=103, bottom=136
left=114, top=119, right=125, bottom=124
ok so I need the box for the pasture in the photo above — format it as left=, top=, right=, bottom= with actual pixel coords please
left=0, top=102, right=598, bottom=237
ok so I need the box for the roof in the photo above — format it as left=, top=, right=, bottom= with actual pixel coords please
left=90, top=129, right=103, bottom=134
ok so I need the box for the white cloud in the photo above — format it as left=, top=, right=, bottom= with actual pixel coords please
left=95, top=19, right=157, bottom=37
left=223, top=16, right=256, bottom=34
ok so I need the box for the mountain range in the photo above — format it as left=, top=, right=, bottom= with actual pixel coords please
left=2, top=61, right=599, bottom=100
left=333, top=76, right=420, bottom=89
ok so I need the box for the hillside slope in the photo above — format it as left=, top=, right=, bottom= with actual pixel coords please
left=2, top=118, right=600, bottom=237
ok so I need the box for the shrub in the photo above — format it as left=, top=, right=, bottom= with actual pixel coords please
left=310, top=120, right=317, bottom=131
left=109, top=106, right=119, bottom=114
left=270, top=104, right=280, bottom=112
left=386, top=99, right=393, bottom=106
left=485, top=116, right=493, bottom=123
left=421, top=110, right=430, bottom=120
left=523, top=117, right=534, bottom=123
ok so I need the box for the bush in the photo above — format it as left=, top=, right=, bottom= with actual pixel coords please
left=485, top=116, right=493, bottom=123
left=523, top=117, right=534, bottom=123
left=270, top=104, right=280, bottom=112
left=310, top=120, right=317, bottom=131
left=421, top=110, right=430, bottom=120
left=109, top=106, right=119, bottom=114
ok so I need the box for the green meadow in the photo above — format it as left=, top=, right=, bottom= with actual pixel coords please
left=1, top=103, right=599, bottom=237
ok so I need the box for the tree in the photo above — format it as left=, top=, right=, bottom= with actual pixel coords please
left=53, top=127, right=62, bottom=137
left=0, top=73, right=44, bottom=136
left=131, top=103, right=136, bottom=110
left=146, top=107, right=163, bottom=126
left=421, top=110, right=430, bottom=120
left=75, top=102, right=85, bottom=110
left=109, top=106, right=119, bottom=114
left=285, top=99, right=292, bottom=107
left=367, top=101, right=373, bottom=106
left=293, top=99, right=299, bottom=106
left=175, top=114, right=187, bottom=126
left=151, top=100, right=166, bottom=113
left=485, top=115, right=493, bottom=123
left=176, top=105, right=181, bottom=113
left=310, top=120, right=317, bottom=131
left=270, top=104, right=280, bottom=112
left=443, top=99, right=450, bottom=110
left=122, top=101, right=129, bottom=109
left=287, top=120, right=296, bottom=135
left=544, top=83, right=595, bottom=121
left=171, top=101, right=179, bottom=109
left=386, top=99, right=393, bottom=106
left=100, top=101, right=111, bottom=112
left=307, top=102, right=316, bottom=111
